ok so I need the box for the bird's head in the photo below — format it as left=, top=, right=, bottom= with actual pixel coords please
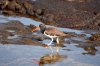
left=31, top=24, right=46, bottom=32
left=39, top=24, right=46, bottom=33
left=39, top=24, right=45, bottom=28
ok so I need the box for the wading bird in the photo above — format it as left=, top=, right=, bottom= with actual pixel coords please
left=32, top=24, right=67, bottom=52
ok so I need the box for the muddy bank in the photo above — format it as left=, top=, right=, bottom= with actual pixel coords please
left=0, top=0, right=100, bottom=31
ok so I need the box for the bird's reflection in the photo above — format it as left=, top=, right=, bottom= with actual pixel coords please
left=42, top=42, right=65, bottom=53
left=39, top=53, right=67, bottom=66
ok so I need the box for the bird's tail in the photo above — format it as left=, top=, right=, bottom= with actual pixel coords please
left=63, top=33, right=74, bottom=37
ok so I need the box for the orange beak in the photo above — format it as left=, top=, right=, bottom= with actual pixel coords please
left=32, top=26, right=40, bottom=32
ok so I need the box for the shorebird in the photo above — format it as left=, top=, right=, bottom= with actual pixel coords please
left=32, top=24, right=67, bottom=52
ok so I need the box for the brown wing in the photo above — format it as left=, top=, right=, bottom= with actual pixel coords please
left=45, top=27, right=66, bottom=36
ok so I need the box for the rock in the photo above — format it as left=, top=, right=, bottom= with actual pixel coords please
left=0, top=20, right=32, bottom=34
left=19, top=32, right=45, bottom=41
left=23, top=1, right=34, bottom=15
left=0, top=36, right=43, bottom=46
left=45, top=14, right=54, bottom=22
left=41, top=14, right=55, bottom=25
left=0, top=0, right=10, bottom=10
left=56, top=17, right=86, bottom=28
left=0, top=0, right=26, bottom=15
left=28, top=24, right=37, bottom=30
left=66, top=0, right=90, bottom=2
left=2, top=10, right=15, bottom=15
left=3, top=0, right=22, bottom=11
left=0, top=40, right=10, bottom=44
left=18, top=38, right=43, bottom=45
left=32, top=34, right=45, bottom=41
left=34, top=9, right=45, bottom=20
left=5, top=20, right=24, bottom=26
left=0, top=30, right=14, bottom=36
left=78, top=44, right=97, bottom=55
left=4, top=20, right=25, bottom=31
left=0, top=0, right=100, bottom=31
left=89, top=34, right=100, bottom=41
left=35, top=9, right=44, bottom=15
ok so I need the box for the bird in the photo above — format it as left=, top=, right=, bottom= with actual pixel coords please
left=39, top=24, right=67, bottom=44
left=32, top=24, right=67, bottom=52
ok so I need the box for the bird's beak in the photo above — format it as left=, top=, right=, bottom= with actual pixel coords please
left=32, top=26, right=40, bottom=32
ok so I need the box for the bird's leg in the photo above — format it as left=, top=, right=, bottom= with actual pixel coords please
left=48, top=38, right=53, bottom=45
left=56, top=37, right=59, bottom=44
left=56, top=37, right=60, bottom=52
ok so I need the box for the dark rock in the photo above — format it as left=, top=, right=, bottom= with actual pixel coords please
left=41, top=14, right=55, bottom=25
left=23, top=1, right=34, bottom=15
left=5, top=20, right=24, bottom=26
left=28, top=24, right=37, bottom=30
left=0, top=30, right=14, bottom=36
left=0, top=0, right=26, bottom=15
left=66, top=0, right=90, bottom=2
left=19, top=38, right=42, bottom=45
left=32, top=35, right=45, bottom=41
left=19, top=32, right=45, bottom=41
left=0, top=40, right=9, bottom=44
left=4, top=20, right=25, bottom=31
left=0, top=20, right=32, bottom=35
left=3, top=0, right=22, bottom=11
left=89, top=34, right=100, bottom=41
left=34, top=14, right=43, bottom=20
left=2, top=10, right=15, bottom=15
left=45, top=14, right=54, bottom=22
left=0, top=0, right=100, bottom=31
left=35, top=9, right=44, bottom=15
left=77, top=44, right=97, bottom=55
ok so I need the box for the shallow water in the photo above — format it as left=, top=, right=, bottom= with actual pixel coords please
left=0, top=44, right=100, bottom=66
left=0, top=15, right=100, bottom=66
left=0, top=15, right=42, bottom=26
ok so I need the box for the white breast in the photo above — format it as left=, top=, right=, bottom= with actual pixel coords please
left=44, top=32, right=58, bottom=38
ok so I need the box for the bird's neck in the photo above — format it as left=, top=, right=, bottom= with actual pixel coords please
left=40, top=27, right=45, bottom=34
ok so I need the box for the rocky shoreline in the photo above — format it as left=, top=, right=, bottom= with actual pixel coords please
left=0, top=20, right=100, bottom=48
left=0, top=0, right=100, bottom=49
left=0, top=0, right=100, bottom=31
